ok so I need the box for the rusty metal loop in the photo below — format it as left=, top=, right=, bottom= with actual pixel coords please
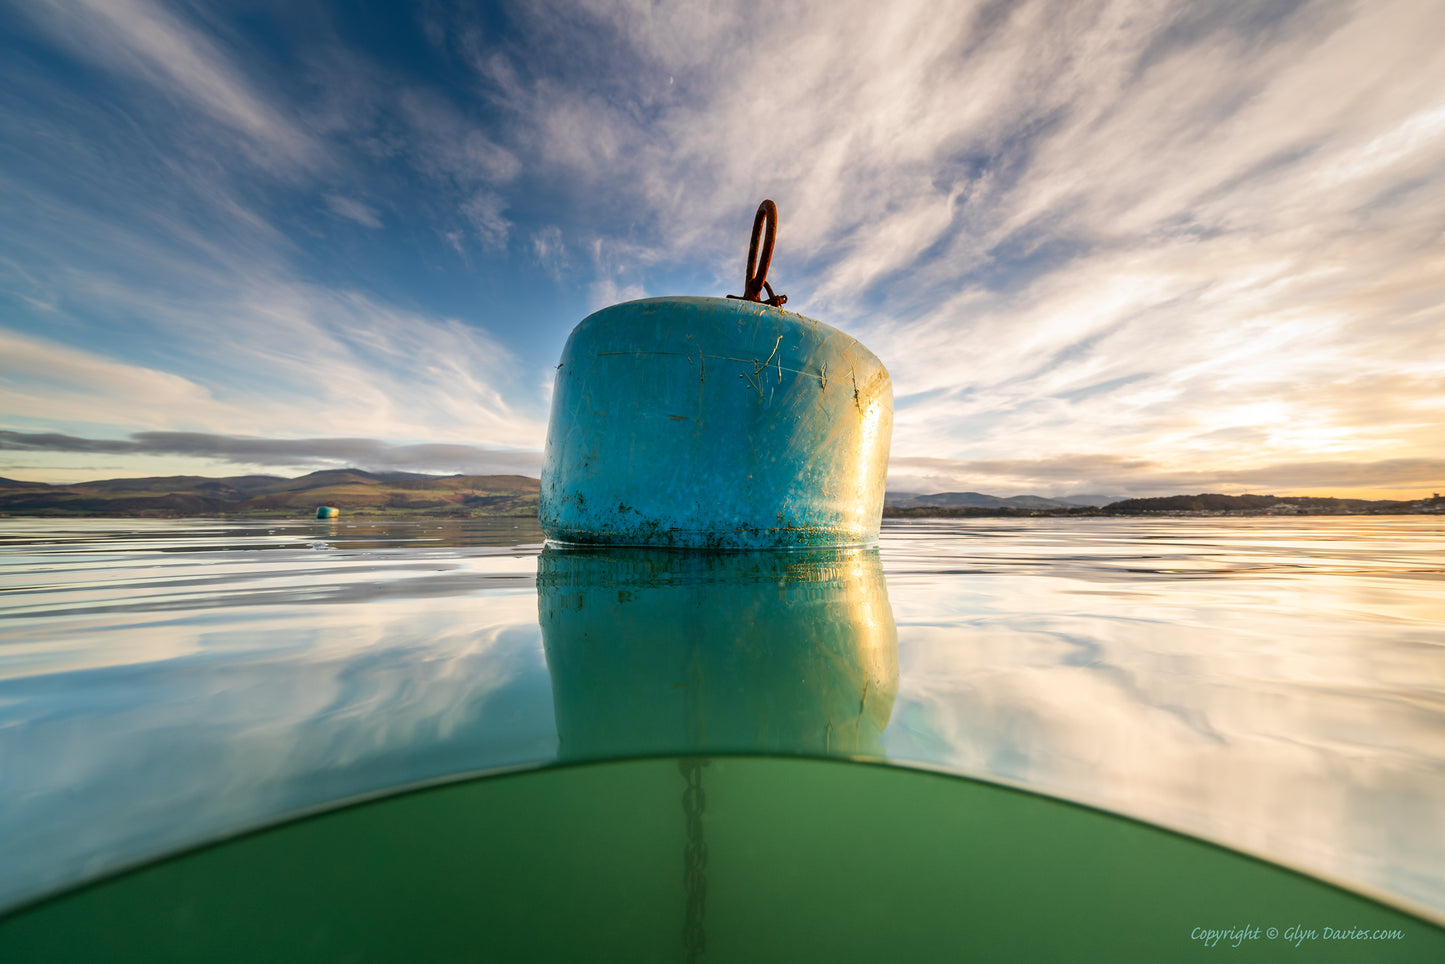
left=728, top=199, right=788, bottom=307
left=744, top=200, right=777, bottom=301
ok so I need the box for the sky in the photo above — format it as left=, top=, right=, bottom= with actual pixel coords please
left=1, top=0, right=1442, bottom=500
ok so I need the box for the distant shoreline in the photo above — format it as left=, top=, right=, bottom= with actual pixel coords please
left=2, top=507, right=1440, bottom=521
left=881, top=506, right=1444, bottom=519
left=2, top=469, right=1440, bottom=520
left=0, top=510, right=539, bottom=520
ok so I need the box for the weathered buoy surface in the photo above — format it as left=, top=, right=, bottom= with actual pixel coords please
left=540, top=295, right=892, bottom=548
left=315, top=506, right=339, bottom=519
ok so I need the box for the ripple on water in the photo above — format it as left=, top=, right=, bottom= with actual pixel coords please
left=0, top=514, right=1442, bottom=928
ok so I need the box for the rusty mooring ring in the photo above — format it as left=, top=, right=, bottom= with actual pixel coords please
left=729, top=199, right=788, bottom=307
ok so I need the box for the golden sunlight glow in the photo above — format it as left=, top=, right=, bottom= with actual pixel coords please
left=852, top=395, right=889, bottom=522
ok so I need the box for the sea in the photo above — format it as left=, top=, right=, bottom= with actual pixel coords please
left=1, top=515, right=1442, bottom=958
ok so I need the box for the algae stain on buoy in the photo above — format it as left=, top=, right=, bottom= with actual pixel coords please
left=315, top=506, right=339, bottom=519
left=540, top=200, right=892, bottom=549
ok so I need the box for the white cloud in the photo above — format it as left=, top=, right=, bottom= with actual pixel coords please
left=325, top=194, right=383, bottom=228
left=460, top=189, right=511, bottom=250
left=531, top=226, right=568, bottom=279
left=0, top=430, right=546, bottom=480
left=587, top=279, right=648, bottom=313
left=396, top=88, right=523, bottom=186
left=7, top=0, right=1445, bottom=494
left=0, top=260, right=549, bottom=453
left=475, top=0, right=1445, bottom=494
left=23, top=0, right=320, bottom=172
left=0, top=329, right=235, bottom=429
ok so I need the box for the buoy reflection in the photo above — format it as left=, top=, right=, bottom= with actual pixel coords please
left=538, top=545, right=898, bottom=761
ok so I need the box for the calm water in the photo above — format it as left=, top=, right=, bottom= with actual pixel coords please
left=1, top=516, right=1442, bottom=930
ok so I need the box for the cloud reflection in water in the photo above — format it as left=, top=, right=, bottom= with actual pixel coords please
left=1, top=516, right=1442, bottom=925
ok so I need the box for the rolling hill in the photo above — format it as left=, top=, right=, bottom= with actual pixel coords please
left=0, top=470, right=539, bottom=518
left=2, top=475, right=1438, bottom=519
left=885, top=491, right=1089, bottom=510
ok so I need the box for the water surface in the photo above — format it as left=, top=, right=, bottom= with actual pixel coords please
left=1, top=515, right=1442, bottom=925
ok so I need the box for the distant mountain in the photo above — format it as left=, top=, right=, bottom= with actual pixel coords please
left=881, top=490, right=1442, bottom=518
left=0, top=477, right=51, bottom=489
left=52, top=474, right=287, bottom=496
left=1099, top=493, right=1438, bottom=514
left=886, top=491, right=1084, bottom=510
left=3, top=475, right=1439, bottom=519
left=1056, top=493, right=1120, bottom=508
left=0, top=470, right=539, bottom=518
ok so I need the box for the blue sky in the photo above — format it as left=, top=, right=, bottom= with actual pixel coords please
left=2, top=0, right=1443, bottom=499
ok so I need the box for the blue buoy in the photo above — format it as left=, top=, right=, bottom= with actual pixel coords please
left=539, top=294, right=892, bottom=548
left=541, top=202, right=892, bottom=548
left=541, top=202, right=891, bottom=548
left=315, top=506, right=339, bottom=519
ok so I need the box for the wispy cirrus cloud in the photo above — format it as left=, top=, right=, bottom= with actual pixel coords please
left=324, top=194, right=383, bottom=228
left=471, top=0, right=1445, bottom=496
left=2, top=1, right=556, bottom=484
left=0, top=245, right=549, bottom=453
left=2, top=0, right=1442, bottom=495
left=0, top=430, right=542, bottom=478
left=18, top=0, right=322, bottom=173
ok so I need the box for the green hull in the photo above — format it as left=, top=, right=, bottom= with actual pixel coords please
left=3, top=757, right=1440, bottom=962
